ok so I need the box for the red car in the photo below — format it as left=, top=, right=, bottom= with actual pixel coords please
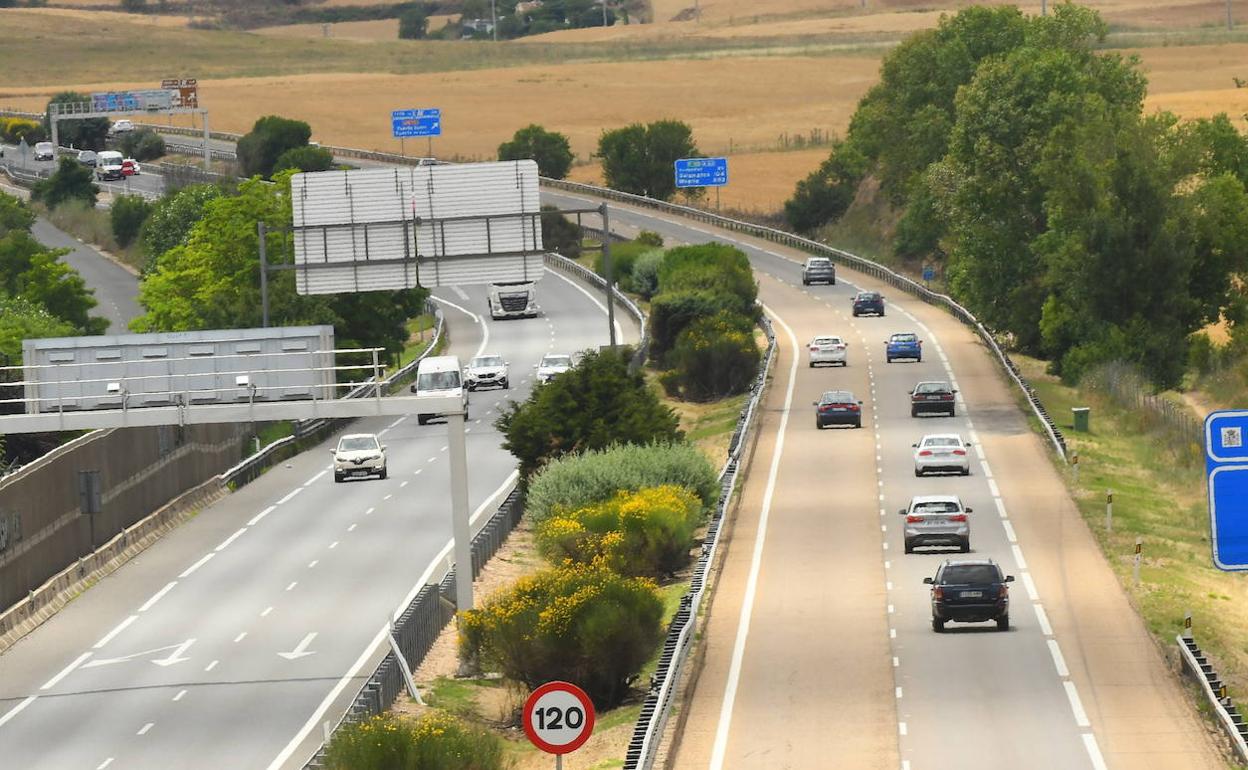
left=121, top=159, right=141, bottom=176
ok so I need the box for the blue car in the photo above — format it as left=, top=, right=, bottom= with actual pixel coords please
left=886, top=332, right=922, bottom=363
left=852, top=291, right=885, bottom=317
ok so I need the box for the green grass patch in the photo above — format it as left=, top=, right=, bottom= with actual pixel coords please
left=394, top=313, right=438, bottom=371
left=1015, top=355, right=1248, bottom=700
left=253, top=421, right=294, bottom=448
left=425, top=676, right=503, bottom=721
left=36, top=199, right=145, bottom=273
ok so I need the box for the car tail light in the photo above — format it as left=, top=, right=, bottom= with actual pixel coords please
left=849, top=404, right=860, bottom=411
left=933, top=586, right=944, bottom=599
left=949, top=514, right=967, bottom=522
left=952, top=449, right=966, bottom=456
left=906, top=515, right=923, bottom=523
left=819, top=404, right=832, bottom=412
left=942, top=394, right=953, bottom=400
left=810, top=346, right=818, bottom=351
left=835, top=344, right=846, bottom=350
left=998, top=585, right=1009, bottom=599
left=918, top=450, right=933, bottom=456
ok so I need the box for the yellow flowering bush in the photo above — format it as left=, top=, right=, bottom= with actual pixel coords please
left=324, top=711, right=504, bottom=770
left=459, top=563, right=664, bottom=708
left=535, top=485, right=703, bottom=577
left=663, top=311, right=760, bottom=402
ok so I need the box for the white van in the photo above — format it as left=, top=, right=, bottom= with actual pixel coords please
left=95, top=150, right=124, bottom=181
left=410, top=355, right=469, bottom=425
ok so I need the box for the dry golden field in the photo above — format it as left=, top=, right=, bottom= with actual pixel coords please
left=6, top=2, right=1248, bottom=212
left=255, top=15, right=460, bottom=40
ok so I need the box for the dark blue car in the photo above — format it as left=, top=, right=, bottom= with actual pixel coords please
left=925, top=559, right=1014, bottom=632
left=886, top=332, right=922, bottom=363
left=852, top=291, right=885, bottom=316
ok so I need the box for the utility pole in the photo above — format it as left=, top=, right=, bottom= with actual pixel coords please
left=1227, top=0, right=1234, bottom=30
left=492, top=0, right=499, bottom=40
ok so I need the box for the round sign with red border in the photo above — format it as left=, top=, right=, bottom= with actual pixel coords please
left=522, top=681, right=596, bottom=755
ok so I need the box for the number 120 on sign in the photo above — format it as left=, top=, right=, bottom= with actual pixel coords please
left=523, top=681, right=596, bottom=756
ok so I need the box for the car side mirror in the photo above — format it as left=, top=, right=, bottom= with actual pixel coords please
left=532, top=364, right=539, bottom=368
left=952, top=389, right=958, bottom=394
left=329, top=449, right=335, bottom=455
left=1005, top=575, right=1015, bottom=583
left=505, top=361, right=511, bottom=366
left=965, top=507, right=973, bottom=513
left=911, top=443, right=918, bottom=448
left=381, top=445, right=388, bottom=452
left=857, top=401, right=863, bottom=405
left=812, top=401, right=819, bottom=406
left=923, top=577, right=934, bottom=585
left=409, top=384, right=417, bottom=393
left=897, top=509, right=907, bottom=516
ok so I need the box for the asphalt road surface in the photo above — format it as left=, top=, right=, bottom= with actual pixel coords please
left=0, top=273, right=634, bottom=770
left=541, top=189, right=1221, bottom=770
left=30, top=219, right=142, bottom=334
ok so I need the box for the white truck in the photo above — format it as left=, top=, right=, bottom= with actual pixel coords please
left=487, top=281, right=539, bottom=320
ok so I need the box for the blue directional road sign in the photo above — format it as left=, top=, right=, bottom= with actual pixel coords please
left=1205, top=410, right=1248, bottom=570
left=391, top=108, right=442, bottom=139
left=922, top=265, right=936, bottom=282
left=675, top=157, right=728, bottom=188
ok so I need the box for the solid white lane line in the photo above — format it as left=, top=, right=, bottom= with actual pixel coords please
left=248, top=505, right=277, bottom=526
left=139, top=581, right=178, bottom=612
left=980, top=462, right=993, bottom=478
left=388, top=417, right=406, bottom=429
left=1011, top=545, right=1029, bottom=570
left=1083, top=733, right=1109, bottom=770
left=1002, top=520, right=1018, bottom=543
left=261, top=606, right=274, bottom=617
left=1022, top=572, right=1040, bottom=602
left=173, top=690, right=187, bottom=702
left=708, top=305, right=799, bottom=770
left=895, top=687, right=903, bottom=699
left=96, top=759, right=114, bottom=770
left=544, top=267, right=625, bottom=343
left=179, top=553, right=214, bottom=579
left=431, top=296, right=490, bottom=359
left=304, top=470, right=327, bottom=486
left=137, top=722, right=154, bottom=736
left=276, top=487, right=303, bottom=505
left=1048, top=639, right=1070, bottom=677
left=204, top=660, right=219, bottom=672
left=93, top=615, right=138, bottom=649
left=1034, top=603, right=1054, bottom=635
left=234, top=632, right=248, bottom=643
left=1064, top=681, right=1091, bottom=727
left=987, top=479, right=1001, bottom=498
left=0, top=696, right=36, bottom=728
left=40, top=652, right=92, bottom=690
left=285, top=582, right=298, bottom=592
left=214, top=528, right=247, bottom=552
left=899, top=722, right=908, bottom=735
left=994, top=498, right=1008, bottom=518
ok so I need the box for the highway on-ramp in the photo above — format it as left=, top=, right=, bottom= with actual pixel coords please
left=541, top=188, right=1222, bottom=770
left=0, top=274, right=631, bottom=770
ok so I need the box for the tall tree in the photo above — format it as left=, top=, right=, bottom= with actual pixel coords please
left=31, top=157, right=98, bottom=209
left=599, top=120, right=698, bottom=201
left=498, top=125, right=574, bottom=179
left=236, top=116, right=313, bottom=180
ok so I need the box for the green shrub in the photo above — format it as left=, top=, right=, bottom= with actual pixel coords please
left=110, top=195, right=151, bottom=248
left=460, top=563, right=664, bottom=708
left=630, top=248, right=665, bottom=299
left=237, top=115, right=312, bottom=179
left=541, top=205, right=581, bottom=259
left=664, top=312, right=760, bottom=401
left=536, top=485, right=703, bottom=577
left=636, top=230, right=664, bottom=247
left=657, top=243, right=757, bottom=309
left=31, top=157, right=98, bottom=209
left=498, top=124, right=574, bottom=179
left=498, top=347, right=681, bottom=479
left=592, top=239, right=649, bottom=290
left=273, top=145, right=334, bottom=174
left=648, top=289, right=748, bottom=363
left=526, top=442, right=718, bottom=525
left=0, top=118, right=45, bottom=144
left=323, top=711, right=504, bottom=770
left=119, top=129, right=166, bottom=162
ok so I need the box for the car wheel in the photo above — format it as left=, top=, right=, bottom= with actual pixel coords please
left=854, top=420, right=862, bottom=429
left=947, top=408, right=955, bottom=417
left=916, top=356, right=922, bottom=363
left=914, top=468, right=923, bottom=477
left=959, top=538, right=970, bottom=554
left=417, top=415, right=428, bottom=426
left=333, top=473, right=344, bottom=483
left=502, top=379, right=509, bottom=389
left=997, top=614, right=1010, bottom=631
left=961, top=467, right=971, bottom=477
left=910, top=408, right=918, bottom=417
left=904, top=539, right=915, bottom=554
left=802, top=279, right=809, bottom=285
left=815, top=420, right=823, bottom=430
left=808, top=361, right=815, bottom=368
left=932, top=617, right=945, bottom=632
left=831, top=278, right=837, bottom=285
left=378, top=466, right=388, bottom=480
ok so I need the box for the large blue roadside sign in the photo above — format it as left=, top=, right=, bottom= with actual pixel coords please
left=391, top=108, right=441, bottom=138
left=674, top=157, right=728, bottom=188
left=1206, top=410, right=1248, bottom=570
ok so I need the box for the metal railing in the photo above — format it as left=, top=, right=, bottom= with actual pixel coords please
left=625, top=312, right=777, bottom=770
left=1177, top=633, right=1248, bottom=763
left=1082, top=361, right=1202, bottom=449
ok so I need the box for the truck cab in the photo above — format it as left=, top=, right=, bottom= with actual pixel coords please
left=487, top=281, right=538, bottom=320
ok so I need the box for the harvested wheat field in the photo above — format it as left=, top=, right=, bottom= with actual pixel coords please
left=255, top=16, right=459, bottom=40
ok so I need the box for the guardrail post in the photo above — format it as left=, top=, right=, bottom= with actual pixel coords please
left=1071, top=452, right=1079, bottom=484
left=1133, top=537, right=1142, bottom=586
left=1105, top=488, right=1113, bottom=533
left=1184, top=610, right=1193, bottom=639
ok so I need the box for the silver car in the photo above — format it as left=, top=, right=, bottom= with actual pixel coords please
left=901, top=495, right=972, bottom=554
left=913, top=434, right=971, bottom=476
left=807, top=335, right=848, bottom=367
left=332, top=433, right=387, bottom=482
left=464, top=354, right=509, bottom=391
left=534, top=353, right=573, bottom=384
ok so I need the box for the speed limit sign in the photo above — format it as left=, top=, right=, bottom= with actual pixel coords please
left=523, top=681, right=596, bottom=760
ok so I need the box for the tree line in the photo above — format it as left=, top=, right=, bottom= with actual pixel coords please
left=784, top=4, right=1248, bottom=388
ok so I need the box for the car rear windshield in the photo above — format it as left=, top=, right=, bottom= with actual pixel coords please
left=915, top=382, right=949, bottom=393
left=892, top=334, right=917, bottom=343
left=542, top=356, right=572, bottom=368
left=922, top=437, right=962, bottom=448
left=339, top=436, right=378, bottom=451
left=417, top=370, right=461, bottom=390
left=814, top=337, right=842, bottom=345
left=857, top=293, right=880, bottom=300
left=820, top=391, right=854, bottom=403
left=473, top=356, right=503, bottom=367
left=912, top=501, right=962, bottom=513
left=940, top=565, right=1001, bottom=584
left=807, top=259, right=832, bottom=268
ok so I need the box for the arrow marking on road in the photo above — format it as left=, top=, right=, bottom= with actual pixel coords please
left=278, top=632, right=318, bottom=660
left=82, top=639, right=196, bottom=669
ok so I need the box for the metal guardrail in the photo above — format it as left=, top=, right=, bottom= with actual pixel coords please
left=539, top=177, right=1068, bottom=461
left=1177, top=634, right=1248, bottom=763
left=624, top=311, right=777, bottom=770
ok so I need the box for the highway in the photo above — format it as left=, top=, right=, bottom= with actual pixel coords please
left=0, top=275, right=632, bottom=769
left=542, top=189, right=1221, bottom=769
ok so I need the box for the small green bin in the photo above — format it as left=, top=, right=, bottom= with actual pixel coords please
left=1072, top=406, right=1090, bottom=432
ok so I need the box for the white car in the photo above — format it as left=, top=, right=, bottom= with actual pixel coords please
left=534, top=353, right=573, bottom=384
left=109, top=119, right=135, bottom=135
left=34, top=142, right=55, bottom=161
left=901, top=494, right=972, bottom=554
left=465, top=354, right=509, bottom=391
left=332, top=433, right=387, bottom=482
left=808, top=335, right=848, bottom=367
left=912, top=433, right=972, bottom=477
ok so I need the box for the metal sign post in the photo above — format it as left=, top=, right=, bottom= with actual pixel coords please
left=1204, top=410, right=1248, bottom=570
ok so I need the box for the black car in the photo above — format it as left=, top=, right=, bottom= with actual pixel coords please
left=910, top=381, right=957, bottom=417
left=801, top=257, right=836, bottom=285
left=924, top=559, right=1013, bottom=632
left=852, top=291, right=885, bottom=317
left=814, top=390, right=862, bottom=429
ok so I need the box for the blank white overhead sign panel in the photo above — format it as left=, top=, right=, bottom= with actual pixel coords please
left=290, top=160, right=544, bottom=294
